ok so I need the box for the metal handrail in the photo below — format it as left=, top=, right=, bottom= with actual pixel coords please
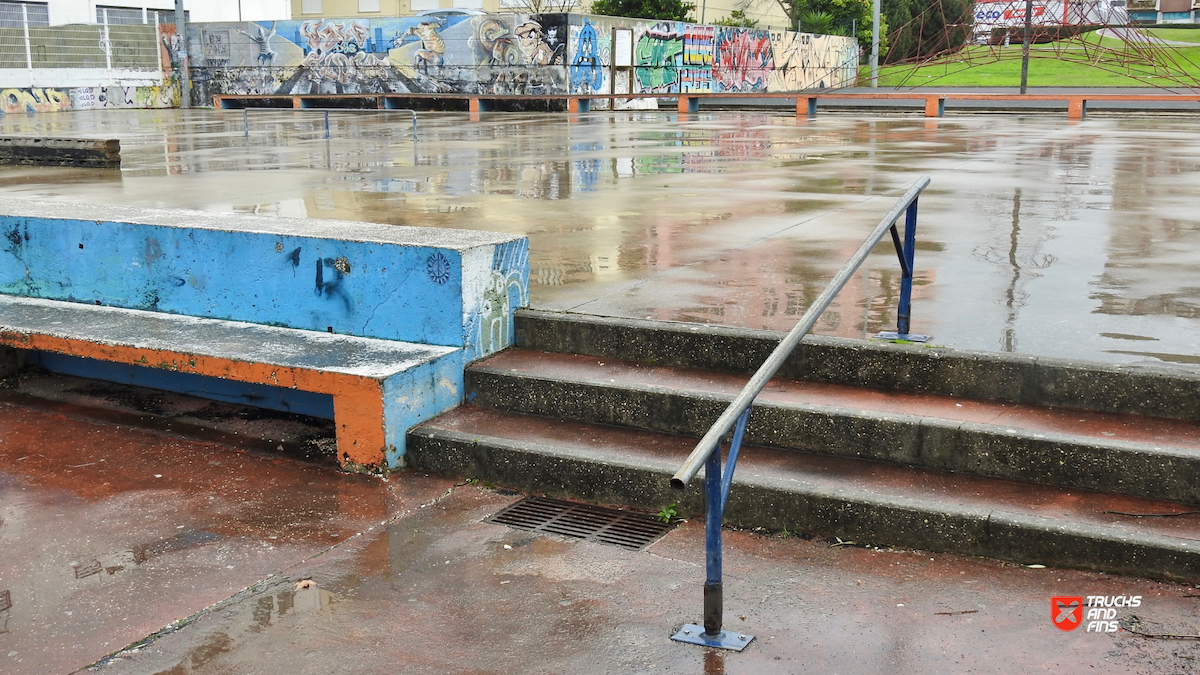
left=668, top=175, right=932, bottom=651
left=671, top=174, right=931, bottom=490
left=241, top=108, right=419, bottom=142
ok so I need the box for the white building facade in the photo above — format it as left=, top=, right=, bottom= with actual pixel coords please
left=0, top=0, right=290, bottom=26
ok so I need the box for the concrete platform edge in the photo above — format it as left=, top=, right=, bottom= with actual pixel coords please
left=515, top=309, right=1200, bottom=422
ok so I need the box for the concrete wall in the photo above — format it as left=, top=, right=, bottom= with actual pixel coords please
left=189, top=14, right=857, bottom=102
left=0, top=201, right=529, bottom=360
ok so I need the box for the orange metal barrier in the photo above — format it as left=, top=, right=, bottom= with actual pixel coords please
left=213, top=91, right=1200, bottom=121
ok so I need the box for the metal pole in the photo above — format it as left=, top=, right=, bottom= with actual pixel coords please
left=21, top=4, right=30, bottom=75
left=243, top=108, right=249, bottom=137
left=870, top=0, right=880, bottom=87
left=703, top=446, right=723, bottom=637
left=1020, top=0, right=1032, bottom=94
left=175, top=0, right=190, bottom=109
left=324, top=110, right=330, bottom=139
left=896, top=200, right=918, bottom=336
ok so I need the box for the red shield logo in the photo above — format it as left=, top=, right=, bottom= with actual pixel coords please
left=1053, top=596, right=1084, bottom=631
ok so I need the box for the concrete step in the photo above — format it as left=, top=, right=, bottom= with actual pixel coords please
left=465, top=349, right=1200, bottom=505
left=408, top=405, right=1200, bottom=582
left=515, top=310, right=1200, bottom=422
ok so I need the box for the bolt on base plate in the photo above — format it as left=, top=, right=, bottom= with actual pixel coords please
left=670, top=624, right=754, bottom=651
left=874, top=331, right=932, bottom=343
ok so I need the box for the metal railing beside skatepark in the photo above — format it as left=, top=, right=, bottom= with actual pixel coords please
left=668, top=175, right=933, bottom=651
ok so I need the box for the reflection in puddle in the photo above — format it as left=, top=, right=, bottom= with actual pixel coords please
left=1106, top=350, right=1200, bottom=365
left=2, top=110, right=1200, bottom=363
left=159, top=582, right=338, bottom=673
left=69, top=530, right=225, bottom=583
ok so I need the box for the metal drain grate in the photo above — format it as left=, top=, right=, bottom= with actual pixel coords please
left=486, top=496, right=673, bottom=551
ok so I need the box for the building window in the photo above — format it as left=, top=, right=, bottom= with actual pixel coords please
left=96, top=6, right=145, bottom=24
left=153, top=9, right=189, bottom=24
left=359, top=0, right=380, bottom=11
left=0, top=1, right=48, bottom=28
left=452, top=0, right=483, bottom=8
left=410, top=0, right=438, bottom=9
left=301, top=0, right=323, bottom=14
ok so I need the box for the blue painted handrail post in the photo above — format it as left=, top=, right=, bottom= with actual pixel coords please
left=703, top=441, right=723, bottom=634
left=676, top=409, right=752, bottom=649
left=879, top=196, right=929, bottom=342
left=897, top=199, right=918, bottom=336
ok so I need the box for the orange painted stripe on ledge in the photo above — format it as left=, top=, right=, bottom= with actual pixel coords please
left=0, top=333, right=388, bottom=468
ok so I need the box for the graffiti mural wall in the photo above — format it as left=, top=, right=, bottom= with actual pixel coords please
left=567, top=17, right=858, bottom=95
left=192, top=14, right=571, bottom=102
left=192, top=14, right=858, bottom=103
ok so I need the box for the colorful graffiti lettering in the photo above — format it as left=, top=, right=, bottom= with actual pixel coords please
left=635, top=22, right=684, bottom=93
left=712, top=29, right=773, bottom=93
left=1, top=88, right=70, bottom=114
left=766, top=33, right=857, bottom=91
left=570, top=19, right=603, bottom=93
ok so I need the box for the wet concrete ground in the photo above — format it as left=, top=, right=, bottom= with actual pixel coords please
left=3, top=393, right=1200, bottom=675
left=0, top=108, right=1198, bottom=366
left=4, top=107, right=1200, bottom=673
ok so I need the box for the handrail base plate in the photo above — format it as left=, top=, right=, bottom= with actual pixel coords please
left=670, top=624, right=755, bottom=651
left=875, top=331, right=932, bottom=343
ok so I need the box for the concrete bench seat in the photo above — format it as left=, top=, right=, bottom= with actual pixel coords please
left=0, top=199, right=530, bottom=472
left=0, top=294, right=461, bottom=470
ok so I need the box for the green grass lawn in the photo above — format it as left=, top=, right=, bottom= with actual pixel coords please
left=1142, top=27, right=1200, bottom=43
left=868, top=37, right=1200, bottom=87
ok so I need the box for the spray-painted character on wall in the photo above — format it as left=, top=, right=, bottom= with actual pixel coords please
left=570, top=19, right=603, bottom=92
left=515, top=20, right=561, bottom=66
left=399, top=21, right=446, bottom=69
left=236, top=22, right=278, bottom=65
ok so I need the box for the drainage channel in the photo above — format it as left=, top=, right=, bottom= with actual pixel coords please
left=486, top=496, right=673, bottom=551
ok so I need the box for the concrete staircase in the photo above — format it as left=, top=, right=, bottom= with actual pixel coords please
left=408, top=310, right=1200, bottom=581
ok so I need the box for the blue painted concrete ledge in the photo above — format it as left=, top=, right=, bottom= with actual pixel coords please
left=0, top=200, right=529, bottom=359
left=0, top=200, right=530, bottom=469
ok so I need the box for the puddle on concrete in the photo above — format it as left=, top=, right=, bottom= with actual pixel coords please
left=1, top=110, right=1199, bottom=365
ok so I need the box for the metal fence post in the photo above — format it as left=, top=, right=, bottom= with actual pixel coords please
left=21, top=4, right=31, bottom=73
